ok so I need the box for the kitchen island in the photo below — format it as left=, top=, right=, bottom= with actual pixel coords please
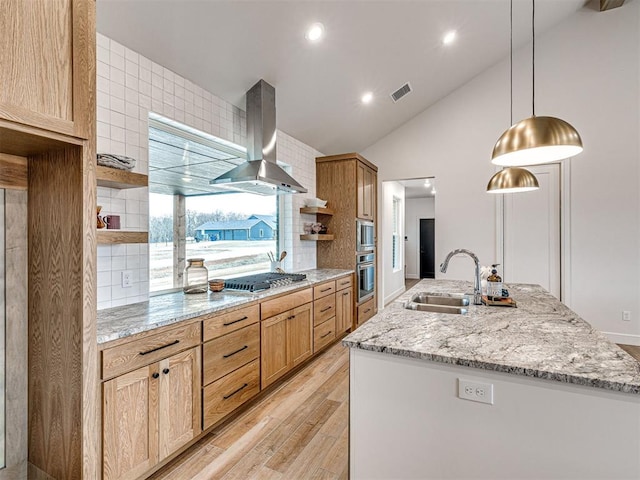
left=343, top=279, right=640, bottom=479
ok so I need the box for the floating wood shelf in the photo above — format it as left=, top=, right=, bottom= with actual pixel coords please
left=299, top=207, right=334, bottom=215
left=96, top=165, right=148, bottom=189
left=300, top=234, right=334, bottom=241
left=97, top=230, right=149, bottom=244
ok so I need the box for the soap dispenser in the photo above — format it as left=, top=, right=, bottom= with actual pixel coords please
left=487, top=264, right=503, bottom=299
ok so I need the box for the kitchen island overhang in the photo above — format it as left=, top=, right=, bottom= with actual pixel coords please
left=344, top=279, right=640, bottom=480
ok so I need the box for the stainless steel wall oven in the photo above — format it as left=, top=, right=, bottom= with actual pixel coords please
left=356, top=252, right=375, bottom=302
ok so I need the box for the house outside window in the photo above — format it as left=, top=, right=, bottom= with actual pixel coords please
left=148, top=115, right=279, bottom=293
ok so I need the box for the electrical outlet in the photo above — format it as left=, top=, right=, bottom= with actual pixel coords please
left=121, top=270, right=133, bottom=288
left=458, top=379, right=494, bottom=405
left=622, top=311, right=631, bottom=321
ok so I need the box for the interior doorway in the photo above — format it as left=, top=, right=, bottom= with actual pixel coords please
left=419, top=219, right=435, bottom=278
left=396, top=177, right=435, bottom=285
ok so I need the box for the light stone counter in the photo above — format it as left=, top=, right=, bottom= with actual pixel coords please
left=97, top=269, right=352, bottom=344
left=343, top=279, right=640, bottom=394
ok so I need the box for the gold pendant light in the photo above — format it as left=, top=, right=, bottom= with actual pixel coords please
left=486, top=166, right=539, bottom=194
left=491, top=0, right=583, bottom=167
left=487, top=0, right=539, bottom=194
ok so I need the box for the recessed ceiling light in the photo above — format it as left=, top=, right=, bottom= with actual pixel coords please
left=182, top=177, right=192, bottom=182
left=361, top=92, right=373, bottom=104
left=424, top=179, right=431, bottom=187
left=305, top=23, right=324, bottom=42
left=442, top=30, right=457, bottom=45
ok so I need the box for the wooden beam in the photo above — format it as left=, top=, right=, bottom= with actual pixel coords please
left=0, top=153, right=28, bottom=190
left=600, top=0, right=625, bottom=11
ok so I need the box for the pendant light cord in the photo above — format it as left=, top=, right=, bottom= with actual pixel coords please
left=510, top=0, right=513, bottom=125
left=532, top=0, right=536, bottom=117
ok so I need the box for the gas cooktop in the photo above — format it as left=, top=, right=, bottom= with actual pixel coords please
left=224, top=272, right=307, bottom=292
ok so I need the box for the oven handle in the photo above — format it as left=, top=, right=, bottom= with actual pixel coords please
left=357, top=262, right=375, bottom=270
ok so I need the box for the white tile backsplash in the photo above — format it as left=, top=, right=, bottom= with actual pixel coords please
left=96, top=32, right=321, bottom=309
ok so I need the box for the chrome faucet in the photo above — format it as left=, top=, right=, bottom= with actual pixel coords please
left=440, top=249, right=483, bottom=305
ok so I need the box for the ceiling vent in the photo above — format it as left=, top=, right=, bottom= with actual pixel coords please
left=390, top=82, right=412, bottom=103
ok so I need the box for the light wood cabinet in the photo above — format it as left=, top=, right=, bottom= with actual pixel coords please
left=102, top=364, right=158, bottom=480
left=0, top=0, right=93, bottom=139
left=261, top=302, right=313, bottom=389
left=316, top=153, right=378, bottom=328
left=357, top=297, right=376, bottom=328
left=357, top=162, right=376, bottom=220
left=336, top=286, right=354, bottom=334
left=102, top=346, right=201, bottom=480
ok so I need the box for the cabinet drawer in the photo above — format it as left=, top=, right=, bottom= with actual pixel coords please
left=313, top=280, right=336, bottom=299
left=261, top=288, right=312, bottom=319
left=357, top=298, right=376, bottom=327
left=202, top=359, right=260, bottom=430
left=203, top=323, right=260, bottom=386
left=336, top=275, right=353, bottom=291
left=102, top=322, right=201, bottom=380
left=203, top=304, right=259, bottom=342
left=314, top=317, right=336, bottom=353
left=314, top=294, right=336, bottom=327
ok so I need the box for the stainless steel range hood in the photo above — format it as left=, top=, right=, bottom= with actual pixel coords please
left=210, top=80, right=307, bottom=195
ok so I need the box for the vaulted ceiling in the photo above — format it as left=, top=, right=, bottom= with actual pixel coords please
left=97, top=0, right=588, bottom=154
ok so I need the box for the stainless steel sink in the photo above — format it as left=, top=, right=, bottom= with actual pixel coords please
left=410, top=293, right=470, bottom=307
left=405, top=303, right=468, bottom=315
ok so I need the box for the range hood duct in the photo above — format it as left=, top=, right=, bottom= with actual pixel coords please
left=210, top=79, right=307, bottom=195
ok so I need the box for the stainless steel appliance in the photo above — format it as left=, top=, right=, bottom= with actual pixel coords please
left=356, top=219, right=375, bottom=252
left=356, top=252, right=375, bottom=302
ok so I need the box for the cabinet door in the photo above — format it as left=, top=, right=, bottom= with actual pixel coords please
left=288, top=303, right=313, bottom=368
left=102, top=365, right=159, bottom=480
left=336, top=287, right=353, bottom=333
left=357, top=163, right=375, bottom=220
left=261, top=311, right=289, bottom=389
left=357, top=162, right=367, bottom=219
left=158, top=347, right=201, bottom=460
left=0, top=0, right=93, bottom=138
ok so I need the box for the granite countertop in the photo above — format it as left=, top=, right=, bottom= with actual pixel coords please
left=343, top=279, right=640, bottom=394
left=98, top=268, right=352, bottom=345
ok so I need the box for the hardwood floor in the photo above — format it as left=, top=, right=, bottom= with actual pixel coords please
left=149, top=340, right=349, bottom=480
left=619, top=344, right=640, bottom=361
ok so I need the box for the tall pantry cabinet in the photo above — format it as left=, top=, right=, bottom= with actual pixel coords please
left=0, top=0, right=99, bottom=478
left=316, top=153, right=378, bottom=329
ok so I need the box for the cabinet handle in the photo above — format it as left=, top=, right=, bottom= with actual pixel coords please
left=223, top=315, right=248, bottom=326
left=139, top=339, right=179, bottom=356
left=364, top=308, right=371, bottom=313
left=320, top=306, right=332, bottom=313
left=163, top=368, right=170, bottom=375
left=320, top=331, right=333, bottom=339
left=223, top=345, right=248, bottom=358
left=343, top=292, right=349, bottom=296
left=320, top=288, right=332, bottom=293
left=152, top=372, right=160, bottom=379
left=223, top=383, right=248, bottom=400
left=287, top=315, right=296, bottom=320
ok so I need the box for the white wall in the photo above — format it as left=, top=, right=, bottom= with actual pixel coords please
left=96, top=33, right=321, bottom=309
left=364, top=3, right=640, bottom=343
left=350, top=348, right=640, bottom=479
left=405, top=197, right=435, bottom=279
left=381, top=182, right=405, bottom=305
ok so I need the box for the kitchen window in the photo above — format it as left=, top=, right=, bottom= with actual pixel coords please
left=148, top=114, right=280, bottom=293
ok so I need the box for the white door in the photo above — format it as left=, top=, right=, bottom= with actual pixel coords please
left=503, top=164, right=561, bottom=298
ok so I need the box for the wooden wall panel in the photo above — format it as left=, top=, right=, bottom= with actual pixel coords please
left=316, top=160, right=358, bottom=270
left=28, top=144, right=98, bottom=479
left=0, top=153, right=27, bottom=190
